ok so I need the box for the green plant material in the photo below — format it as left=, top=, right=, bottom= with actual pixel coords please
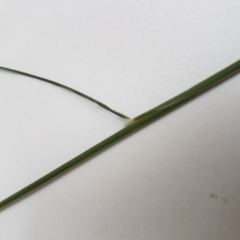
left=0, top=66, right=129, bottom=119
left=0, top=60, right=240, bottom=210
left=128, top=60, right=240, bottom=123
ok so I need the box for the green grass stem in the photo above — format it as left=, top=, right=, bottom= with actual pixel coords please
left=1, top=60, right=240, bottom=210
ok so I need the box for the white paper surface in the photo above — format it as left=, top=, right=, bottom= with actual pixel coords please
left=0, top=1, right=240, bottom=239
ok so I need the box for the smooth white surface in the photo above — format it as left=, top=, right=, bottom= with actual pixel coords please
left=0, top=1, right=240, bottom=239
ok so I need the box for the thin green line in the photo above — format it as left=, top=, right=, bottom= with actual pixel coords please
left=1, top=60, right=240, bottom=210
left=131, top=60, right=240, bottom=122
left=0, top=66, right=130, bottom=119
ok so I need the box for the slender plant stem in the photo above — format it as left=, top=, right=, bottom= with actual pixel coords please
left=1, top=60, right=240, bottom=210
left=130, top=60, right=240, bottom=122
left=0, top=66, right=129, bottom=119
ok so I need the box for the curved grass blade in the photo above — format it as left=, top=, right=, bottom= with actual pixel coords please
left=0, top=59, right=240, bottom=210
left=0, top=66, right=129, bottom=119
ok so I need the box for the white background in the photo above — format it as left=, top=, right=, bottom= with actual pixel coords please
left=0, top=1, right=240, bottom=239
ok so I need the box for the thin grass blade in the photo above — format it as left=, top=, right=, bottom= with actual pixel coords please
left=0, top=66, right=129, bottom=119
